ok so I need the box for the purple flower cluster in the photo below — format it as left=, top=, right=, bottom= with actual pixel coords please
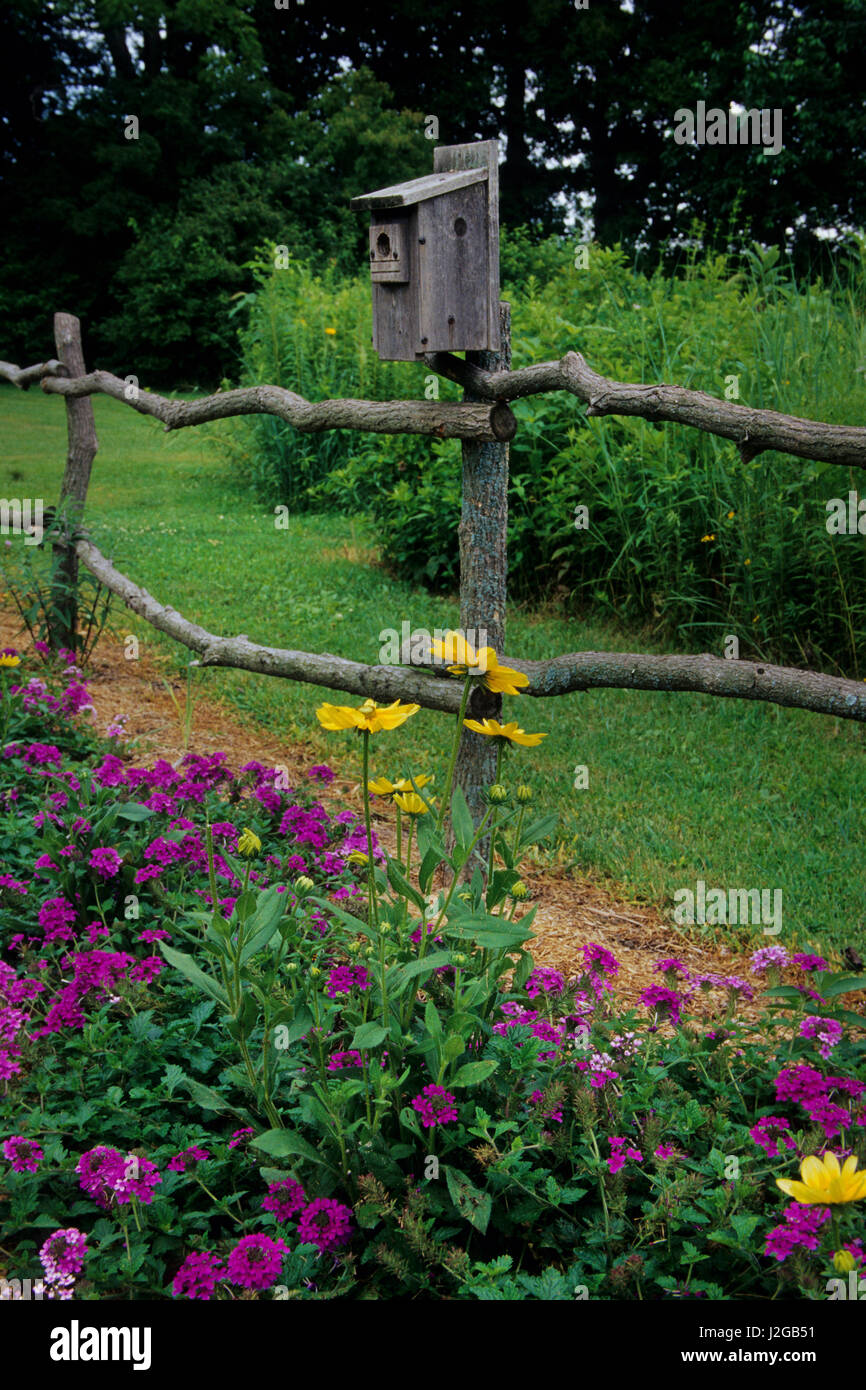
left=168, top=1146, right=210, bottom=1173
left=297, top=1198, right=354, bottom=1252
left=172, top=1250, right=226, bottom=1300
left=792, top=953, right=829, bottom=973
left=575, top=1050, right=620, bottom=1088
left=30, top=947, right=162, bottom=1038
left=526, top=967, right=566, bottom=999
left=262, top=1179, right=307, bottom=1221
left=226, top=1234, right=288, bottom=1289
left=582, top=942, right=619, bottom=978
left=640, top=984, right=684, bottom=1024
left=412, top=1084, right=459, bottom=1129
left=653, top=957, right=691, bottom=982
left=327, top=1050, right=363, bottom=1071
left=799, top=1015, right=843, bottom=1060
left=608, top=1136, right=642, bottom=1175
left=764, top=1202, right=830, bottom=1262
left=325, top=965, right=371, bottom=998
left=774, top=1065, right=866, bottom=1140
left=76, top=1146, right=162, bottom=1209
left=749, top=1117, right=797, bottom=1157
left=39, top=1228, right=88, bottom=1298
left=89, top=847, right=123, bottom=880
left=3, top=1134, right=44, bottom=1172
left=751, top=945, right=789, bottom=974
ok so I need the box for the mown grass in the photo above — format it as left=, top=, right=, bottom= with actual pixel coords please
left=2, top=383, right=864, bottom=957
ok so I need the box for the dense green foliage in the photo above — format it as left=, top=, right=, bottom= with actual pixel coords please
left=232, top=239, right=866, bottom=675
left=3, top=2, right=866, bottom=380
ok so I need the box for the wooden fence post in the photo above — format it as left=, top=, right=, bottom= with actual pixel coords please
left=454, top=299, right=512, bottom=832
left=50, top=313, right=97, bottom=651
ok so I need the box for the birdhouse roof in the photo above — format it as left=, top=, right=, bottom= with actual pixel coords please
left=349, top=167, right=488, bottom=211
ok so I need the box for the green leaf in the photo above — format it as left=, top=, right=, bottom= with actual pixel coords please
left=518, top=813, right=558, bottom=849
left=450, top=787, right=476, bottom=851
left=445, top=1165, right=491, bottom=1234
left=451, top=1059, right=498, bottom=1087
left=350, top=1022, right=388, bottom=1050
left=180, top=1076, right=231, bottom=1113
left=114, top=802, right=155, bottom=822
left=159, top=942, right=228, bottom=1007
left=424, top=999, right=442, bottom=1038
left=386, top=859, right=426, bottom=908
left=251, top=1129, right=328, bottom=1167
left=281, top=1005, right=313, bottom=1046
left=162, top=1064, right=185, bottom=1098
left=239, top=886, right=287, bottom=963
left=388, top=950, right=452, bottom=988
left=442, top=1034, right=465, bottom=1061
left=819, top=975, right=866, bottom=999
left=444, top=918, right=533, bottom=950
left=418, top=845, right=442, bottom=896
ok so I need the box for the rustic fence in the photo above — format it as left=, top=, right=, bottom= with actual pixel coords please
left=2, top=307, right=866, bottom=823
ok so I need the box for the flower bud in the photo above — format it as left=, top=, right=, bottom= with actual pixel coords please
left=510, top=880, right=529, bottom=900
left=348, top=939, right=363, bottom=955
left=295, top=875, right=314, bottom=892
left=364, top=945, right=376, bottom=958
left=488, top=784, right=508, bottom=803
left=309, top=966, right=321, bottom=978
left=452, top=953, right=468, bottom=967
left=236, top=827, right=262, bottom=857
left=516, top=784, right=533, bottom=803
left=833, top=1248, right=856, bottom=1273
left=285, top=961, right=299, bottom=974
left=378, top=919, right=394, bottom=934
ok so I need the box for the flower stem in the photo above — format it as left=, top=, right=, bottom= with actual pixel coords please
left=435, top=673, right=474, bottom=835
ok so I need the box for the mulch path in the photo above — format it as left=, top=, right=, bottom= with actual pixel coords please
left=4, top=605, right=859, bottom=1024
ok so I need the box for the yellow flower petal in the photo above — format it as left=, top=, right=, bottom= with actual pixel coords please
left=393, top=791, right=429, bottom=815
left=463, top=718, right=546, bottom=747
left=316, top=699, right=419, bottom=733
left=368, top=777, right=397, bottom=796
left=483, top=661, right=530, bottom=695
left=776, top=1152, right=866, bottom=1205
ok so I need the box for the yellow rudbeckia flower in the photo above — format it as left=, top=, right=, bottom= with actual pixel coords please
left=368, top=774, right=433, bottom=799
left=429, top=631, right=529, bottom=696
left=316, top=698, right=419, bottom=734
left=392, top=791, right=430, bottom=816
left=776, top=1152, right=866, bottom=1205
left=0, top=653, right=21, bottom=668
left=463, top=718, right=546, bottom=747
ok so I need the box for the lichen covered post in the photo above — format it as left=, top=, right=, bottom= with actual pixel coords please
left=454, top=300, right=512, bottom=830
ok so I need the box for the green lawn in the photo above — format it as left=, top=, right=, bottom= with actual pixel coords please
left=2, top=383, right=864, bottom=956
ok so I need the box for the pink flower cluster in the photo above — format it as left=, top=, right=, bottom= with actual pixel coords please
left=774, top=1064, right=866, bottom=1141
left=608, top=1135, right=642, bottom=1174
left=76, top=1146, right=162, bottom=1209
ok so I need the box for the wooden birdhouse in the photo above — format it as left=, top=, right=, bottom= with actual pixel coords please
left=350, top=140, right=500, bottom=362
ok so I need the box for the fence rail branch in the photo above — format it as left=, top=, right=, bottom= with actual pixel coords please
left=425, top=349, right=866, bottom=469
left=0, top=359, right=67, bottom=389
left=75, top=538, right=866, bottom=722
left=40, top=369, right=516, bottom=442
